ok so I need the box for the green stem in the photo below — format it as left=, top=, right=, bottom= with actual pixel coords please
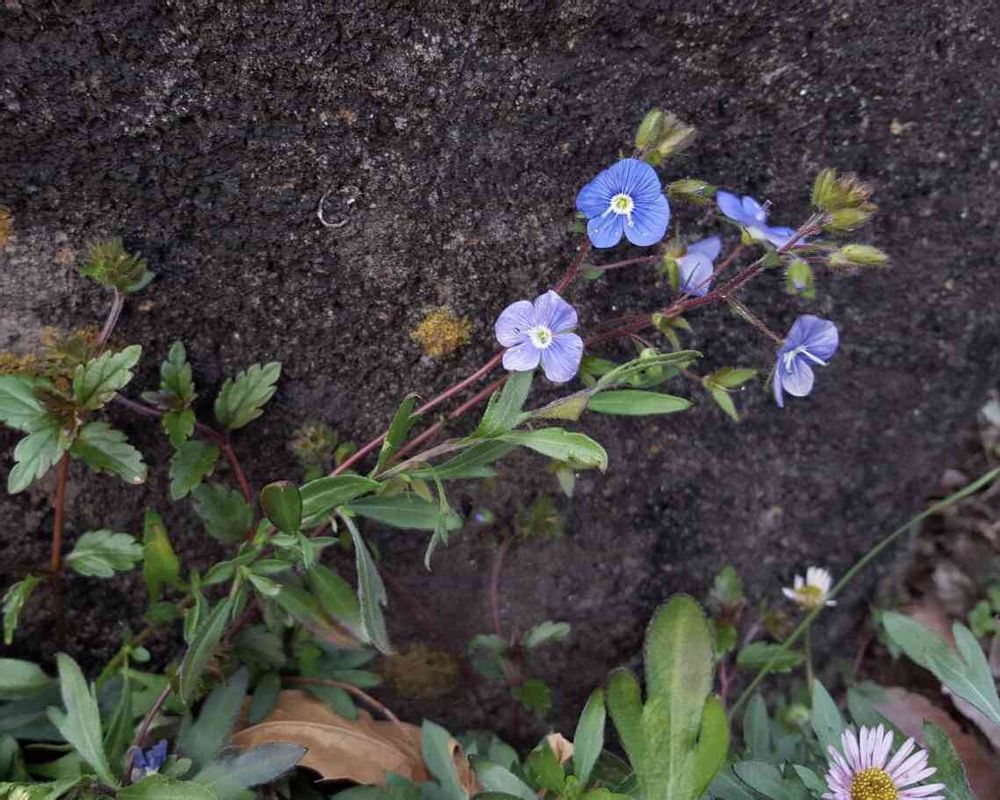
left=805, top=627, right=814, bottom=689
left=729, top=464, right=1000, bottom=717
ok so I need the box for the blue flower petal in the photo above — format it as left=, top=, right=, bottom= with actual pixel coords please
left=773, top=366, right=785, bottom=408
left=533, top=290, right=577, bottom=334
left=741, top=194, right=768, bottom=223
left=686, top=235, right=722, bottom=261
left=625, top=192, right=670, bottom=247
left=502, top=340, right=541, bottom=372
left=780, top=357, right=815, bottom=397
left=540, top=333, right=583, bottom=383
left=716, top=191, right=746, bottom=223
left=797, top=315, right=839, bottom=360
left=587, top=213, right=625, bottom=248
left=764, top=225, right=797, bottom=248
left=495, top=300, right=536, bottom=347
left=616, top=158, right=662, bottom=201
left=576, top=172, right=615, bottom=218
left=677, top=251, right=714, bottom=296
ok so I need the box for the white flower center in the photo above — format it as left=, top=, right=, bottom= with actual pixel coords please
left=782, top=344, right=827, bottom=371
left=528, top=325, right=554, bottom=349
left=603, top=193, right=635, bottom=227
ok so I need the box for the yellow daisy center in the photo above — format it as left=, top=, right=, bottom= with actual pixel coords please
left=849, top=768, right=898, bottom=800
left=796, top=584, right=824, bottom=607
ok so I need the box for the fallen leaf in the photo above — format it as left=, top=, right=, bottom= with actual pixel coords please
left=874, top=686, right=1000, bottom=798
left=233, top=690, right=427, bottom=785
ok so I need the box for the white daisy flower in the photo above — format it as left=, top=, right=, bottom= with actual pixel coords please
left=783, top=566, right=836, bottom=610
left=824, top=725, right=946, bottom=800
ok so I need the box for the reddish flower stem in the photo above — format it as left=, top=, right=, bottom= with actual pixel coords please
left=49, top=452, right=70, bottom=645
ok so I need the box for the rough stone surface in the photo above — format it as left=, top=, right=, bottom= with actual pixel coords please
left=1, top=1, right=999, bottom=738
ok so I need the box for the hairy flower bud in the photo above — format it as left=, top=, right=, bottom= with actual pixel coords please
left=667, top=178, right=716, bottom=206
left=823, top=207, right=874, bottom=232
left=635, top=109, right=665, bottom=149
left=829, top=244, right=889, bottom=267
left=654, top=112, right=697, bottom=159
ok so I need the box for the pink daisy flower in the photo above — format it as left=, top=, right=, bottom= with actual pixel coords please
left=823, top=725, right=945, bottom=800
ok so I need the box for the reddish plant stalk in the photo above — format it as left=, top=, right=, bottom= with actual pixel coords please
left=49, top=452, right=71, bottom=644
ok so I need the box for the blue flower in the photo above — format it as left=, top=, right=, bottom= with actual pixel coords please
left=495, top=290, right=583, bottom=383
left=717, top=191, right=797, bottom=248
left=676, top=235, right=721, bottom=296
left=130, top=739, right=168, bottom=781
left=773, top=315, right=839, bottom=407
left=576, top=158, right=670, bottom=249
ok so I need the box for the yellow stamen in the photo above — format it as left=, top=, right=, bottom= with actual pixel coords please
left=850, top=768, right=898, bottom=800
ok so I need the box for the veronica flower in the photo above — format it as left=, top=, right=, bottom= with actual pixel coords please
left=129, top=739, right=168, bottom=781
left=676, top=235, right=721, bottom=296
left=495, top=290, right=583, bottom=383
left=783, top=566, right=836, bottom=610
left=716, top=190, right=797, bottom=248
left=576, top=158, right=670, bottom=249
left=773, top=315, right=839, bottom=408
left=823, top=726, right=945, bottom=800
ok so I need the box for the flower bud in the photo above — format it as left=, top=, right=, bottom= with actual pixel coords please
left=785, top=259, right=815, bottom=298
left=823, top=207, right=873, bottom=232
left=654, top=112, right=696, bottom=159
left=667, top=178, right=716, bottom=206
left=635, top=109, right=665, bottom=149
left=829, top=244, right=889, bottom=267
left=812, top=168, right=877, bottom=215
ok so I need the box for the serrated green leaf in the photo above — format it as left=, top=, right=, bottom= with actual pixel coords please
left=512, top=679, right=551, bottom=715
left=882, top=612, right=1000, bottom=728
left=162, top=409, right=196, bottom=448
left=8, top=422, right=72, bottom=493
left=65, top=530, right=143, bottom=578
left=373, top=394, right=418, bottom=475
left=178, top=597, right=233, bottom=706
left=214, top=362, right=281, bottom=430
left=0, top=375, right=49, bottom=432
left=177, top=668, right=248, bottom=769
left=72, top=345, right=142, bottom=410
left=3, top=575, right=41, bottom=645
left=527, top=741, right=565, bottom=793
left=736, top=643, right=804, bottom=673
left=423, top=721, right=467, bottom=800
left=344, top=515, right=392, bottom=654
left=161, top=341, right=195, bottom=404
left=169, top=439, right=219, bottom=500
left=588, top=390, right=691, bottom=416
left=260, top=481, right=302, bottom=535
left=300, top=474, right=380, bottom=527
left=522, top=620, right=571, bottom=649
left=347, top=493, right=462, bottom=531
left=69, top=421, right=147, bottom=485
left=46, top=653, right=115, bottom=785
left=142, top=509, right=181, bottom=602
left=0, top=659, right=52, bottom=701
left=191, top=483, right=253, bottom=543
left=573, top=689, right=606, bottom=785
left=475, top=371, right=533, bottom=437
left=193, top=742, right=305, bottom=799
left=500, top=428, right=607, bottom=471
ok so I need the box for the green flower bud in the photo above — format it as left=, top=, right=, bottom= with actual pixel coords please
left=79, top=238, right=153, bottom=293
left=654, top=112, right=696, bottom=159
left=829, top=244, right=889, bottom=267
left=811, top=168, right=840, bottom=210
left=785, top=259, right=815, bottom=298
left=823, top=207, right=874, bottom=232
left=667, top=178, right=716, bottom=205
left=635, top=109, right=666, bottom=149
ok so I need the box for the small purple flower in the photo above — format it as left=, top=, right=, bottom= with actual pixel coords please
left=717, top=191, right=797, bottom=248
left=773, top=315, right=839, bottom=408
left=129, top=739, right=168, bottom=781
left=495, top=290, right=583, bottom=383
left=576, top=158, right=670, bottom=249
left=676, top=235, right=721, bottom=296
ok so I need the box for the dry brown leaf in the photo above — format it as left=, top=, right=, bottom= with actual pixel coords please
left=545, top=733, right=574, bottom=765
left=874, top=686, right=1000, bottom=798
left=233, top=690, right=428, bottom=785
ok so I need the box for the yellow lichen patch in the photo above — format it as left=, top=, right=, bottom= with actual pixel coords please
left=0, top=352, right=39, bottom=376
left=381, top=643, right=459, bottom=700
left=410, top=307, right=472, bottom=358
left=0, top=206, right=12, bottom=248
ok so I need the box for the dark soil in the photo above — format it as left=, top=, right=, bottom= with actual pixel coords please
left=2, top=1, right=1000, bottom=739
